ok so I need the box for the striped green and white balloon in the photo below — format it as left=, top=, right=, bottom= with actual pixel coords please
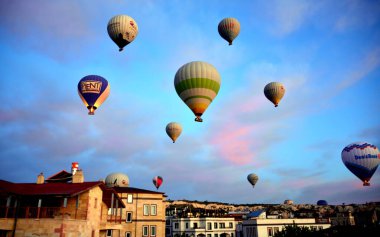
left=264, top=82, right=286, bottom=107
left=174, top=61, right=221, bottom=122
left=218, top=17, right=240, bottom=45
left=107, top=15, right=138, bottom=51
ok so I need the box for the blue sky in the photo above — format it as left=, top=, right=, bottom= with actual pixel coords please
left=0, top=0, right=379, bottom=204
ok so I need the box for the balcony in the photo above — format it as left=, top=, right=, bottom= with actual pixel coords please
left=0, top=206, right=87, bottom=220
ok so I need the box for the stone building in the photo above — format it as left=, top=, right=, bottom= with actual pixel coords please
left=0, top=166, right=166, bottom=237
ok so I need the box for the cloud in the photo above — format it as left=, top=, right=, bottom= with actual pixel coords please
left=335, top=48, right=380, bottom=91
left=255, top=0, right=318, bottom=36
left=334, top=0, right=380, bottom=32
left=296, top=179, right=380, bottom=204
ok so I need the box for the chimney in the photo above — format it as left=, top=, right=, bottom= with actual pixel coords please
left=37, top=172, right=44, bottom=184
left=72, top=169, right=84, bottom=183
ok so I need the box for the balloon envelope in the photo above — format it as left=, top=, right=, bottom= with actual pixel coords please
left=153, top=176, right=163, bottom=190
left=341, top=142, right=380, bottom=186
left=247, top=173, right=259, bottom=188
left=264, top=82, right=285, bottom=107
left=218, top=17, right=240, bottom=45
left=174, top=61, right=221, bottom=122
left=166, top=122, right=182, bottom=143
left=107, top=15, right=138, bottom=51
left=78, top=75, right=110, bottom=115
left=317, top=200, right=328, bottom=206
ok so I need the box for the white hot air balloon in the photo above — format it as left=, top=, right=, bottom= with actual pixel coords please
left=166, top=122, right=182, bottom=143
left=341, top=142, right=380, bottom=186
left=107, top=15, right=138, bottom=51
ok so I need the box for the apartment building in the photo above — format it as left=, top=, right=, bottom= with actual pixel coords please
left=0, top=165, right=166, bottom=237
left=166, top=216, right=238, bottom=237
left=241, top=211, right=331, bottom=237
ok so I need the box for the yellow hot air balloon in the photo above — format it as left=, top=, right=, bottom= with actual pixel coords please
left=166, top=122, right=182, bottom=143
left=174, top=61, right=221, bottom=122
left=218, top=17, right=240, bottom=45
left=107, top=15, right=138, bottom=51
left=264, top=82, right=285, bottom=107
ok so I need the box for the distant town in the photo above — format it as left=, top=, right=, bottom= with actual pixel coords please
left=0, top=165, right=379, bottom=237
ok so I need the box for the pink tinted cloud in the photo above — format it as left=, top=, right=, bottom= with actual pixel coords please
left=207, top=93, right=274, bottom=166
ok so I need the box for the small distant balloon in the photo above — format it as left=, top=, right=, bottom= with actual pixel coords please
left=317, top=200, right=328, bottom=206
left=264, top=82, right=285, bottom=107
left=218, top=17, right=240, bottom=45
left=166, top=122, right=182, bottom=143
left=78, top=75, right=110, bottom=115
left=153, top=176, right=163, bottom=190
left=247, top=173, right=259, bottom=188
left=341, top=142, right=380, bottom=186
left=107, top=15, right=138, bottom=51
left=174, top=61, right=221, bottom=122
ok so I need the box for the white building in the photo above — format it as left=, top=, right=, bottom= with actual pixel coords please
left=166, top=217, right=238, bottom=237
left=242, top=217, right=331, bottom=237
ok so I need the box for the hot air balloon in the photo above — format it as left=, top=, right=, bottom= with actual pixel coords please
left=317, top=200, right=328, bottom=206
left=218, top=17, right=240, bottom=45
left=174, top=61, right=221, bottom=122
left=342, top=142, right=380, bottom=186
left=105, top=172, right=130, bottom=187
left=78, top=75, right=110, bottom=115
left=107, top=15, right=138, bottom=51
left=153, top=176, right=163, bottom=190
left=166, top=122, right=182, bottom=143
left=247, top=173, right=259, bottom=188
left=264, top=82, right=285, bottom=107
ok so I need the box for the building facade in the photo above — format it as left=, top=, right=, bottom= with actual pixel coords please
left=166, top=217, right=238, bottom=237
left=0, top=167, right=166, bottom=237
left=241, top=215, right=331, bottom=237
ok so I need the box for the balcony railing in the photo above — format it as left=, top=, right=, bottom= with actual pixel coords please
left=0, top=206, right=87, bottom=220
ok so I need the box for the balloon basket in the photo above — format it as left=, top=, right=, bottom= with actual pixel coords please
left=195, top=117, right=203, bottom=122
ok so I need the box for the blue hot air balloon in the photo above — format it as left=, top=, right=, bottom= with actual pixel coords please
left=341, top=142, right=380, bottom=186
left=317, top=200, right=328, bottom=206
left=78, top=75, right=110, bottom=115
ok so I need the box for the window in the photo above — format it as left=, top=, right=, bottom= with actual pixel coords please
left=106, top=230, right=112, bottom=237
left=219, top=223, right=225, bottom=229
left=127, top=194, right=133, bottom=203
left=151, top=204, right=157, bottom=215
left=94, top=198, right=98, bottom=208
left=231, top=233, right=234, bottom=237
left=125, top=232, right=131, bottom=237
left=143, top=226, right=149, bottom=236
left=318, top=226, right=323, bottom=230
left=174, top=222, right=179, bottom=229
left=126, top=212, right=132, bottom=222
left=143, top=205, right=149, bottom=216
left=207, top=222, right=212, bottom=230
left=274, top=227, right=279, bottom=233
left=186, top=222, right=189, bottom=229
left=166, top=219, right=171, bottom=225
left=214, top=234, right=218, bottom=237
left=229, top=222, right=233, bottom=228
left=207, top=235, right=211, bottom=237
left=150, top=226, right=156, bottom=237
left=214, top=223, right=218, bottom=229
left=267, top=227, right=273, bottom=237
left=165, top=227, right=171, bottom=235
left=193, top=223, right=198, bottom=228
